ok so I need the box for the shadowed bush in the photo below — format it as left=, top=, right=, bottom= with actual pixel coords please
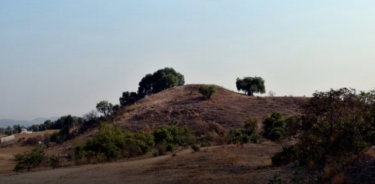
left=14, top=146, right=45, bottom=172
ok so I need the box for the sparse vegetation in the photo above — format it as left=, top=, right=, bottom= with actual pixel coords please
left=272, top=88, right=375, bottom=172
left=198, top=85, right=217, bottom=99
left=49, top=155, right=60, bottom=169
left=14, top=146, right=45, bottom=172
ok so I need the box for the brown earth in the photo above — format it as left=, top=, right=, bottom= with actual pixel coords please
left=0, top=147, right=32, bottom=176
left=117, top=84, right=308, bottom=131
left=0, top=142, right=295, bottom=184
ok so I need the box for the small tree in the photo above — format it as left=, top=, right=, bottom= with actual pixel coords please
left=14, top=146, right=45, bottom=171
left=199, top=85, right=217, bottom=99
left=263, top=112, right=286, bottom=142
left=96, top=101, right=113, bottom=118
left=236, top=76, right=266, bottom=96
left=244, top=116, right=258, bottom=133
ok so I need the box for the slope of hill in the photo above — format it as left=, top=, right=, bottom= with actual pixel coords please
left=117, top=85, right=309, bottom=131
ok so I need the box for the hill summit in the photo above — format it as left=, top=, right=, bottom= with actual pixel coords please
left=116, top=85, right=308, bottom=131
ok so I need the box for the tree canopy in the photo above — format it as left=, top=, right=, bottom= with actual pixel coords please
left=119, top=91, right=139, bottom=107
left=119, top=67, right=185, bottom=107
left=236, top=76, right=266, bottom=96
left=137, top=67, right=185, bottom=98
left=96, top=101, right=113, bottom=118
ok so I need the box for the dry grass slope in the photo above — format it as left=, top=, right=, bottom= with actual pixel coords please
left=116, top=84, right=309, bottom=132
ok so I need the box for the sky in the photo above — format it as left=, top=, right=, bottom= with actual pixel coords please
left=1, top=0, right=375, bottom=120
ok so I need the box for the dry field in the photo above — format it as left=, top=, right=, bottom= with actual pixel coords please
left=0, top=142, right=294, bottom=184
left=0, top=147, right=32, bottom=176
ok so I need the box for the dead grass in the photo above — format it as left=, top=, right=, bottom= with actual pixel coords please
left=117, top=85, right=308, bottom=132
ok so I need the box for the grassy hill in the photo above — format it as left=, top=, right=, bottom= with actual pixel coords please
left=116, top=84, right=309, bottom=131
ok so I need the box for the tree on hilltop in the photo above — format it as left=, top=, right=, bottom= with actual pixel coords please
left=137, top=67, right=185, bottom=98
left=236, top=76, right=266, bottom=96
left=96, top=101, right=113, bottom=118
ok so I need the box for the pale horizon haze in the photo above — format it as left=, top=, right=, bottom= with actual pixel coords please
left=1, top=0, right=374, bottom=120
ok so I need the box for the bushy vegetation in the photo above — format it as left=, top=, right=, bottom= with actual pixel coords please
left=198, top=85, right=217, bottom=99
left=236, top=76, right=266, bottom=96
left=49, top=155, right=60, bottom=169
left=74, top=123, right=197, bottom=163
left=272, top=88, right=375, bottom=168
left=227, top=116, right=261, bottom=146
left=14, top=146, right=45, bottom=171
left=120, top=67, right=185, bottom=107
left=263, top=112, right=286, bottom=142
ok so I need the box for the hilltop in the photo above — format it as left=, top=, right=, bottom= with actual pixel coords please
left=117, top=84, right=309, bottom=131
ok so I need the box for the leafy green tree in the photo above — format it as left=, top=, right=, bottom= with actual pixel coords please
left=14, top=146, right=45, bottom=171
left=96, top=101, right=113, bottom=118
left=138, top=67, right=185, bottom=98
left=236, top=76, right=266, bottom=96
left=199, top=85, right=217, bottom=99
left=119, top=91, right=139, bottom=107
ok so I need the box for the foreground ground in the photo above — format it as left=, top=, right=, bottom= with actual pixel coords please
left=0, top=142, right=294, bottom=184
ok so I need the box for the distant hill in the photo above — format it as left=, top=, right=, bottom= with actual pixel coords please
left=0, top=117, right=59, bottom=128
left=117, top=84, right=309, bottom=131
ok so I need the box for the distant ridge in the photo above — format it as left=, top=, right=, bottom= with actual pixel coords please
left=0, top=117, right=59, bottom=128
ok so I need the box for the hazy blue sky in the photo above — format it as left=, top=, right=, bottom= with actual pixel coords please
left=1, top=0, right=374, bottom=120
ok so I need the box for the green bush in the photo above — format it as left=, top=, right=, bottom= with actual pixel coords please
left=285, top=115, right=302, bottom=136
left=263, top=112, right=286, bottom=141
left=166, top=144, right=175, bottom=152
left=14, top=146, right=45, bottom=171
left=153, top=128, right=173, bottom=144
left=199, top=85, right=217, bottom=99
left=244, top=116, right=258, bottom=133
left=249, top=132, right=261, bottom=143
left=191, top=144, right=200, bottom=152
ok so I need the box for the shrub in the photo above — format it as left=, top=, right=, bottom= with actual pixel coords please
left=249, top=132, right=261, bottom=143
left=166, top=144, right=175, bottom=152
left=153, top=150, right=159, bottom=157
left=14, top=146, right=45, bottom=171
left=296, top=88, right=375, bottom=166
left=272, top=146, right=300, bottom=166
left=191, top=144, right=200, bottom=152
left=199, top=85, right=217, bottom=99
left=50, top=132, right=59, bottom=143
left=285, top=115, right=302, bottom=136
left=22, top=136, right=43, bottom=146
left=244, top=116, right=258, bottom=133
left=49, top=155, right=60, bottom=169
left=263, top=112, right=286, bottom=141
left=153, top=128, right=173, bottom=144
